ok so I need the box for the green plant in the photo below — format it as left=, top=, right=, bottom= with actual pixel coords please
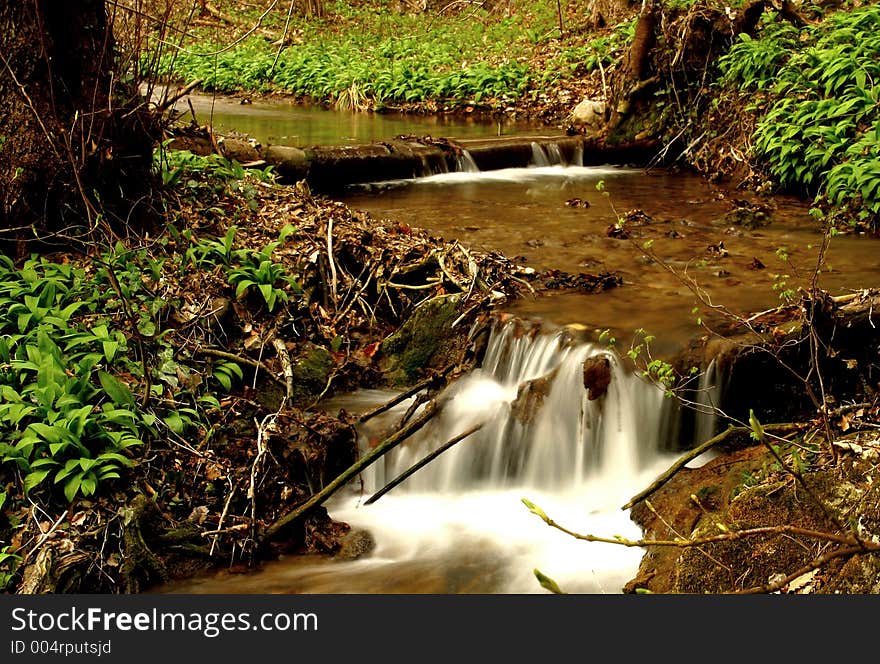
left=721, top=5, right=880, bottom=227
left=0, top=543, right=21, bottom=592
left=226, top=225, right=299, bottom=313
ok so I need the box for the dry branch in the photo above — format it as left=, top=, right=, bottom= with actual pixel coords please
left=260, top=400, right=440, bottom=543
left=364, top=422, right=484, bottom=504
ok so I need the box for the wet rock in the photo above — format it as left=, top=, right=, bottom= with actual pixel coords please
left=335, top=528, right=376, bottom=560
left=706, top=241, right=728, bottom=258
left=582, top=355, right=611, bottom=400
left=565, top=197, right=590, bottom=208
left=511, top=368, right=559, bottom=424
left=723, top=199, right=774, bottom=229
left=606, top=224, right=630, bottom=239
left=749, top=257, right=766, bottom=270
left=623, top=209, right=653, bottom=226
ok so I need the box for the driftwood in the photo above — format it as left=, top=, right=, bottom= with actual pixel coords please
left=364, top=422, right=484, bottom=505
left=260, top=400, right=440, bottom=543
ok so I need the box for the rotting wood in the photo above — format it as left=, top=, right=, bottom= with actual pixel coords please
left=260, top=400, right=439, bottom=544
left=364, top=422, right=484, bottom=505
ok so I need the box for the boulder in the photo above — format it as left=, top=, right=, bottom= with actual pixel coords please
left=570, top=99, right=607, bottom=131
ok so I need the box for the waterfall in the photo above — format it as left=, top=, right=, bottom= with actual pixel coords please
left=326, top=319, right=687, bottom=593
left=455, top=149, right=480, bottom=173
left=693, top=358, right=722, bottom=445
left=530, top=142, right=550, bottom=167
left=545, top=142, right=566, bottom=166
left=361, top=320, right=674, bottom=495
left=529, top=142, right=566, bottom=168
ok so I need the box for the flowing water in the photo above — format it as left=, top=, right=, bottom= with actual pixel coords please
left=156, top=114, right=880, bottom=594
left=341, top=149, right=880, bottom=354
left=160, top=320, right=687, bottom=594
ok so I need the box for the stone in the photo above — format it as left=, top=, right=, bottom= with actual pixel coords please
left=570, top=99, right=607, bottom=131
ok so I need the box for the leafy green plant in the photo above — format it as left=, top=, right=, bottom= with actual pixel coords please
left=0, top=543, right=21, bottom=592
left=225, top=225, right=299, bottom=313
left=720, top=5, right=880, bottom=227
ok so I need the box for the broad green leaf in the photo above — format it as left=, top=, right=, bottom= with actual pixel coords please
left=98, top=371, right=134, bottom=407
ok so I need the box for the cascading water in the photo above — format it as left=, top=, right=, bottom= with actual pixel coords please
left=325, top=319, right=687, bottom=593
left=455, top=149, right=480, bottom=173
left=529, top=142, right=566, bottom=167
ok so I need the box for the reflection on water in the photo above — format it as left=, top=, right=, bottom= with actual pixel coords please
left=165, top=91, right=548, bottom=147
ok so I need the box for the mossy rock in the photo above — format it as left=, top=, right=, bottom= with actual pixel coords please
left=291, top=344, right=334, bottom=405
left=380, top=296, right=462, bottom=385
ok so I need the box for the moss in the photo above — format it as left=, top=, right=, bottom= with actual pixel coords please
left=380, top=295, right=461, bottom=385
left=290, top=345, right=334, bottom=406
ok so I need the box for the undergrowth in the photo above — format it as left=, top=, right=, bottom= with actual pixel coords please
left=718, top=5, right=880, bottom=230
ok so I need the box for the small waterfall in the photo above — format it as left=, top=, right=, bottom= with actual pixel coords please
left=572, top=142, right=584, bottom=167
left=529, top=142, right=566, bottom=167
left=685, top=359, right=724, bottom=468
left=455, top=149, right=480, bottom=173
left=693, top=358, right=722, bottom=445
left=530, top=142, right=550, bottom=167
left=326, top=319, right=683, bottom=593
left=420, top=154, right=449, bottom=177
left=362, top=320, right=674, bottom=494
left=546, top=143, right=567, bottom=166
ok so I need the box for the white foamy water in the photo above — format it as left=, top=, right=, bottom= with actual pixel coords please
left=325, top=320, right=683, bottom=593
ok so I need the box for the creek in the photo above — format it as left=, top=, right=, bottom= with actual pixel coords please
left=157, top=104, right=880, bottom=594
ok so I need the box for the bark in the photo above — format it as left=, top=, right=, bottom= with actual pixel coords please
left=0, top=1, right=155, bottom=247
left=588, top=0, right=637, bottom=29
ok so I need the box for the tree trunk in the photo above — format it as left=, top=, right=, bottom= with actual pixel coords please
left=588, top=0, right=637, bottom=29
left=0, top=1, right=155, bottom=248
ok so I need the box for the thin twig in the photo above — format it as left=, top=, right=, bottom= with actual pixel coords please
left=365, top=422, right=484, bottom=504
left=623, top=422, right=808, bottom=510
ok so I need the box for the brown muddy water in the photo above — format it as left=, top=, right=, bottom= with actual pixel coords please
left=340, top=163, right=880, bottom=356
left=155, top=110, right=880, bottom=595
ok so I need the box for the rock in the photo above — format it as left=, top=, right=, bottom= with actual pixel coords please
left=511, top=368, right=559, bottom=424
left=582, top=355, right=611, bottom=400
left=570, top=99, right=606, bottom=131
left=335, top=528, right=376, bottom=560
left=379, top=296, right=463, bottom=385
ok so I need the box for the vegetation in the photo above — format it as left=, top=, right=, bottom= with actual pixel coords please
left=718, top=5, right=880, bottom=229
left=4, top=0, right=880, bottom=597
left=152, top=1, right=632, bottom=111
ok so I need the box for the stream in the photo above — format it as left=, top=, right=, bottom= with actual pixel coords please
left=157, top=103, right=880, bottom=594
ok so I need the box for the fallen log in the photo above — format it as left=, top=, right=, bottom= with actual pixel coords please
left=260, top=400, right=439, bottom=543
